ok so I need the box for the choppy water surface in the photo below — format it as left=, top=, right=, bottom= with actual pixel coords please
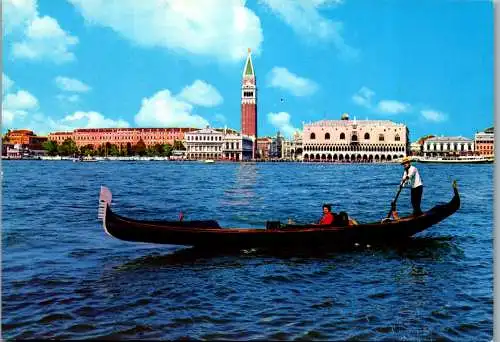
left=2, top=161, right=493, bottom=340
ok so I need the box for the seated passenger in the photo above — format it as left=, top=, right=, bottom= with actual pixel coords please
left=319, top=204, right=335, bottom=225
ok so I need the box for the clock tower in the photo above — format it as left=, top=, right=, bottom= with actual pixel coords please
left=241, top=48, right=257, bottom=158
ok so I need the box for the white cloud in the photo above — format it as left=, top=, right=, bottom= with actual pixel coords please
left=312, top=0, right=343, bottom=5
left=3, top=90, right=39, bottom=110
left=135, top=89, right=210, bottom=128
left=259, top=0, right=357, bottom=59
left=2, top=0, right=37, bottom=35
left=4, top=0, right=78, bottom=63
left=178, top=80, right=223, bottom=107
left=2, top=110, right=16, bottom=126
left=26, top=111, right=130, bottom=135
left=56, top=94, right=81, bottom=103
left=12, top=111, right=131, bottom=135
left=1, top=75, right=126, bottom=134
left=2, top=87, right=39, bottom=128
left=377, top=100, right=411, bottom=114
left=68, top=0, right=263, bottom=62
left=267, top=111, right=299, bottom=137
left=56, top=111, right=130, bottom=130
left=352, top=86, right=375, bottom=108
left=352, top=87, right=411, bottom=115
left=421, top=110, right=447, bottom=122
left=55, top=76, right=91, bottom=93
left=3, top=73, right=14, bottom=95
left=267, top=67, right=318, bottom=97
left=12, top=16, right=78, bottom=63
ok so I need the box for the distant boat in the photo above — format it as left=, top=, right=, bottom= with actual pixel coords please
left=75, top=155, right=98, bottom=162
left=204, top=159, right=215, bottom=164
left=418, top=156, right=493, bottom=164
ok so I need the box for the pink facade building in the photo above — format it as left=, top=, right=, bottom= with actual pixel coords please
left=256, top=137, right=272, bottom=159
left=48, top=127, right=196, bottom=148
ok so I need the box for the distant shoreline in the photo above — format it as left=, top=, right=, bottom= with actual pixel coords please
left=1, top=157, right=493, bottom=165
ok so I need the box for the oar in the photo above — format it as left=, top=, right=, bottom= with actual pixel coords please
left=386, top=181, right=405, bottom=219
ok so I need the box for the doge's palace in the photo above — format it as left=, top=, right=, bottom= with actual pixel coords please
left=302, top=113, right=409, bottom=162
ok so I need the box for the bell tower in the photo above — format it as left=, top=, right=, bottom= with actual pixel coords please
left=241, top=48, right=257, bottom=158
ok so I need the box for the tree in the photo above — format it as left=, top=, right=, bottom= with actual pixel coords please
left=146, top=145, right=156, bottom=157
left=80, top=144, right=95, bottom=157
left=57, top=138, right=78, bottom=156
left=2, top=130, right=11, bottom=143
left=96, top=144, right=106, bottom=157
left=118, top=144, right=128, bottom=156
left=109, top=144, right=120, bottom=156
left=152, top=143, right=164, bottom=156
left=42, top=140, right=59, bottom=156
left=163, top=143, right=173, bottom=157
left=133, top=139, right=147, bottom=156
left=126, top=143, right=133, bottom=156
left=173, top=140, right=185, bottom=150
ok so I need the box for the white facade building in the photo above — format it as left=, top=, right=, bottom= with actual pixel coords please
left=302, top=114, right=409, bottom=162
left=185, top=127, right=253, bottom=161
left=282, top=131, right=303, bottom=161
left=410, top=142, right=422, bottom=156
left=423, top=136, right=474, bottom=157
left=185, top=127, right=224, bottom=160
left=223, top=133, right=254, bottom=161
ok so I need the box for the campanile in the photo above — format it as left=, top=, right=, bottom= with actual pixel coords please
left=241, top=48, right=257, bottom=158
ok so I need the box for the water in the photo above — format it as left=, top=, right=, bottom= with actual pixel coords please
left=2, top=161, right=493, bottom=340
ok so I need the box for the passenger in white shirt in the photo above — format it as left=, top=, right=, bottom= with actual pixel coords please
left=401, top=156, right=424, bottom=216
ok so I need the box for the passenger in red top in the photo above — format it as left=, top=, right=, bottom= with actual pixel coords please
left=319, top=204, right=335, bottom=225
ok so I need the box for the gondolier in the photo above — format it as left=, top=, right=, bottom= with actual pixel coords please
left=401, top=156, right=424, bottom=216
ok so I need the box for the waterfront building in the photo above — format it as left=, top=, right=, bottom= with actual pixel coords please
left=4, top=129, right=48, bottom=150
left=185, top=127, right=253, bottom=161
left=3, top=143, right=46, bottom=159
left=282, top=131, right=303, bottom=161
left=48, top=131, right=73, bottom=144
left=410, top=142, right=422, bottom=156
left=256, top=137, right=272, bottom=159
left=270, top=131, right=284, bottom=159
left=223, top=133, right=253, bottom=161
left=474, top=128, right=494, bottom=156
left=241, top=48, right=257, bottom=158
left=423, top=136, right=474, bottom=157
left=185, top=127, right=224, bottom=160
left=302, top=114, right=409, bottom=162
left=48, top=127, right=196, bottom=148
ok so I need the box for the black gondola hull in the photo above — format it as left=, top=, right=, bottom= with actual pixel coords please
left=99, top=183, right=460, bottom=250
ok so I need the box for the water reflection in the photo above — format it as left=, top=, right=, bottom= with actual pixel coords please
left=218, top=164, right=265, bottom=226
left=221, top=163, right=259, bottom=206
left=109, top=236, right=459, bottom=273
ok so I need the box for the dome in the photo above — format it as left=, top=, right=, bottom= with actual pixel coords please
left=341, top=113, right=350, bottom=120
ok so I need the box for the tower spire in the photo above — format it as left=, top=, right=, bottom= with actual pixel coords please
left=243, top=48, right=254, bottom=77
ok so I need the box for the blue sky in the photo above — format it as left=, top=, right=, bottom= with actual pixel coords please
left=2, top=0, right=494, bottom=142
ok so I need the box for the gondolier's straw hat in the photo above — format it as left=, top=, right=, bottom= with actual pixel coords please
left=401, top=156, right=413, bottom=164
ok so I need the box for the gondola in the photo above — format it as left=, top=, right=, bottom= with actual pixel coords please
left=98, top=181, right=460, bottom=250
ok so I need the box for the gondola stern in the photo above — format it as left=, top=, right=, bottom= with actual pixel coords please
left=98, top=186, right=112, bottom=220
left=98, top=186, right=114, bottom=236
left=451, top=179, right=461, bottom=210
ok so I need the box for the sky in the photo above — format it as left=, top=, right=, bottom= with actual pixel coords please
left=1, top=0, right=494, bottom=142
